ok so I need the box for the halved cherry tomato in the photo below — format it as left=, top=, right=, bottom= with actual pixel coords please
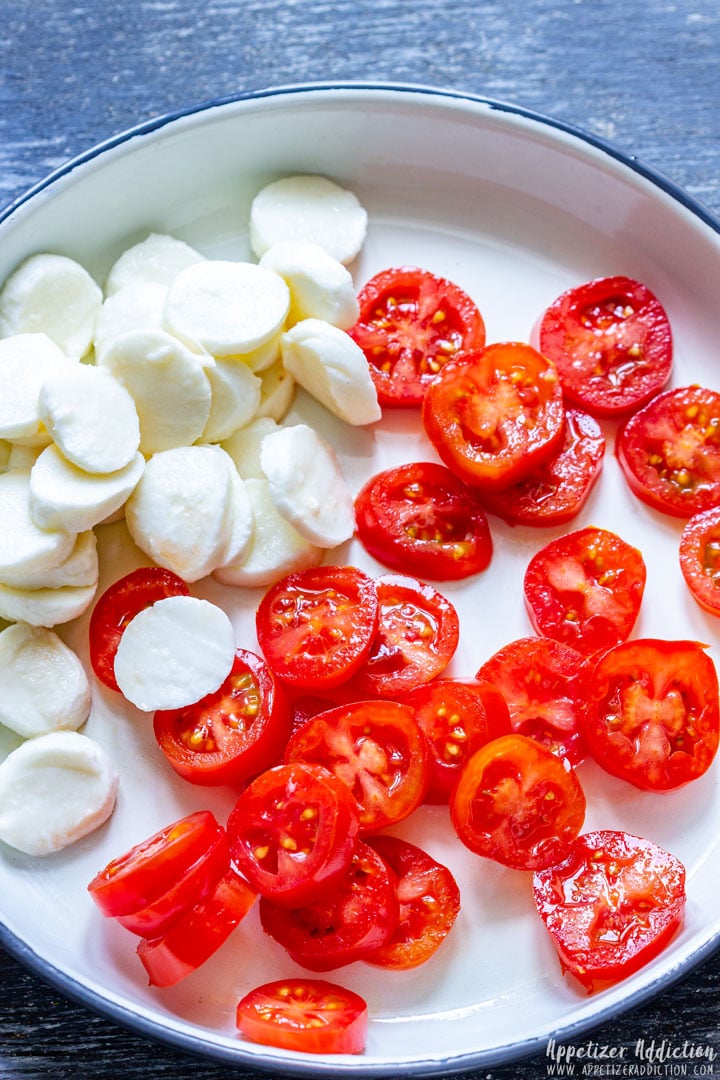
left=354, top=461, right=493, bottom=580
left=534, top=275, right=673, bottom=417
left=480, top=409, right=605, bottom=527
left=421, top=342, right=565, bottom=492
left=533, top=830, right=686, bottom=993
left=523, top=526, right=646, bottom=654
left=366, top=836, right=460, bottom=969
left=153, top=649, right=289, bottom=786
left=226, top=763, right=360, bottom=907
left=582, top=639, right=720, bottom=791
left=88, top=567, right=189, bottom=692
left=348, top=266, right=486, bottom=406
left=236, top=978, right=368, bottom=1055
left=450, top=733, right=586, bottom=870
left=616, top=385, right=720, bottom=518
left=255, top=565, right=379, bottom=690
left=284, top=699, right=428, bottom=831
left=679, top=506, right=720, bottom=614
left=475, top=637, right=588, bottom=765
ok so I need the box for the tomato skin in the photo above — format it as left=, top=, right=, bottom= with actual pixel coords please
left=679, top=506, right=720, bottom=614
left=582, top=639, right=720, bottom=791
left=533, top=830, right=686, bottom=993
left=450, top=733, right=586, bottom=870
left=354, top=461, right=493, bottom=580
left=348, top=265, right=486, bottom=407
left=535, top=276, right=673, bottom=418
left=236, top=978, right=368, bottom=1055
left=421, top=343, right=565, bottom=492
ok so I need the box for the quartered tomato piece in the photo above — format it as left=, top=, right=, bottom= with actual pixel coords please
left=450, top=733, right=586, bottom=870
left=523, top=526, right=646, bottom=654
left=616, top=385, right=720, bottom=517
left=349, top=266, right=486, bottom=406
left=582, top=639, right=720, bottom=791
left=533, top=830, right=686, bottom=993
left=534, top=275, right=673, bottom=417
left=236, top=978, right=368, bottom=1055
left=421, top=342, right=565, bottom=492
left=679, top=506, right=720, bottom=614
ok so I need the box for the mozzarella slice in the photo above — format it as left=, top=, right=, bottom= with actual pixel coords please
left=163, top=261, right=290, bottom=357
left=7, top=443, right=43, bottom=473
left=221, top=416, right=280, bottom=479
left=113, top=594, right=235, bottom=711
left=0, top=333, right=73, bottom=440
left=227, top=329, right=283, bottom=374
left=260, top=423, right=354, bottom=548
left=104, top=233, right=205, bottom=295
left=0, top=254, right=102, bottom=360
left=29, top=444, right=144, bottom=533
left=0, top=581, right=97, bottom=627
left=281, top=318, right=381, bottom=425
left=0, top=440, right=10, bottom=473
left=0, top=530, right=98, bottom=590
left=0, top=471, right=75, bottom=578
left=0, top=731, right=118, bottom=855
left=201, top=357, right=262, bottom=443
left=259, top=241, right=359, bottom=329
left=0, top=624, right=91, bottom=738
left=249, top=175, right=368, bottom=265
left=93, top=281, right=168, bottom=361
left=216, top=456, right=255, bottom=567
left=254, top=357, right=296, bottom=422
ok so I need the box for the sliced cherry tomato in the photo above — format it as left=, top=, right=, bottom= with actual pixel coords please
left=475, top=637, right=588, bottom=765
left=365, top=836, right=460, bottom=969
left=582, top=638, right=720, bottom=791
left=348, top=265, right=486, bottom=406
left=284, top=699, right=428, bottom=831
left=259, top=841, right=399, bottom=971
left=534, top=275, right=673, bottom=417
left=153, top=649, right=289, bottom=786
left=616, top=385, right=720, bottom=518
left=255, top=565, right=379, bottom=690
left=533, top=830, right=686, bottom=993
left=480, top=409, right=605, bottom=527
left=523, top=526, right=646, bottom=654
left=354, top=461, right=492, bottom=580
left=679, top=506, right=720, bottom=614
left=400, top=679, right=511, bottom=803
left=421, top=343, right=565, bottom=492
left=88, top=567, right=189, bottom=692
left=450, top=733, right=586, bottom=870
left=236, top=978, right=368, bottom=1055
left=226, top=763, right=360, bottom=907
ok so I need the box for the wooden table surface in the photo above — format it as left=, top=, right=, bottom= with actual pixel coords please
left=1, top=1, right=720, bottom=1077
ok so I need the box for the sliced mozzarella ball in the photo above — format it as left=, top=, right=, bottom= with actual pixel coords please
left=0, top=731, right=117, bottom=855
left=0, top=471, right=75, bottom=579
left=254, top=357, right=296, bottom=422
left=93, top=281, right=168, bottom=361
left=0, top=624, right=91, bottom=738
left=0, top=333, right=73, bottom=440
left=281, top=318, right=381, bottom=426
left=7, top=443, right=43, bottom=473
left=221, top=416, right=280, bottom=479
left=249, top=175, right=367, bottom=265
left=99, top=329, right=212, bottom=454
left=227, top=329, right=283, bottom=374
left=0, top=254, right=102, bottom=360
left=260, top=241, right=359, bottom=329
left=0, top=440, right=10, bottom=473
left=105, top=233, right=205, bottom=295
left=114, top=595, right=235, bottom=711
left=29, top=444, right=144, bottom=533
left=260, top=423, right=354, bottom=548
left=214, top=478, right=322, bottom=589
left=39, top=364, right=140, bottom=474
left=0, top=581, right=97, bottom=627
left=201, top=358, right=262, bottom=443
left=216, top=457, right=255, bottom=567
left=163, top=261, right=290, bottom=357
left=0, top=530, right=97, bottom=590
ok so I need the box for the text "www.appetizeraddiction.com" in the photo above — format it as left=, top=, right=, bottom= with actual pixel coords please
left=545, top=1038, right=719, bottom=1077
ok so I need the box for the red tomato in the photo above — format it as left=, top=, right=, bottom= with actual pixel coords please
left=616, top=385, right=720, bottom=518
left=255, top=565, right=379, bottom=690
left=421, top=342, right=565, bottom=492
left=523, top=526, right=646, bottom=654
left=284, top=699, right=429, bottom=832
left=365, top=836, right=460, bottom=969
left=259, top=841, right=399, bottom=971
left=475, top=637, right=588, bottom=765
left=679, top=506, right=720, bottom=614
left=226, top=763, right=360, bottom=907
left=582, top=639, right=720, bottom=791
left=236, top=978, right=368, bottom=1055
left=153, top=649, right=289, bottom=786
left=480, top=409, right=605, bottom=527
left=450, top=734, right=586, bottom=870
left=88, top=567, right=189, bottom=692
left=534, top=276, right=673, bottom=417
left=354, top=461, right=493, bottom=581
left=533, top=830, right=686, bottom=993
left=348, top=265, right=486, bottom=406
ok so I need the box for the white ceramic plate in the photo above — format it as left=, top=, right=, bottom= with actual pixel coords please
left=1, top=84, right=720, bottom=1077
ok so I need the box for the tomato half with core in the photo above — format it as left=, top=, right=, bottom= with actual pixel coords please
left=679, top=506, right=720, bottom=614
left=236, top=979, right=368, bottom=1055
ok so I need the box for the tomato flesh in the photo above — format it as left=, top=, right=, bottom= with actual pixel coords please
left=236, top=978, right=368, bottom=1055
left=679, top=506, right=720, bottom=614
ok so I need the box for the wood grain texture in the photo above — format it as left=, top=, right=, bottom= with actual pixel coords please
left=1, top=0, right=720, bottom=1076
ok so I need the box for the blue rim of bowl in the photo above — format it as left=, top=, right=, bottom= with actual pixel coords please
left=1, top=80, right=719, bottom=1077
